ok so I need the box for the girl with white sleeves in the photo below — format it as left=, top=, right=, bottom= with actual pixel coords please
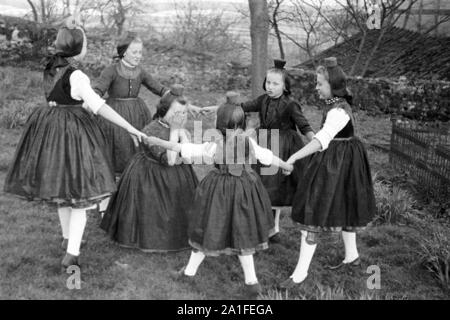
left=172, top=92, right=293, bottom=299
left=279, top=57, right=376, bottom=289
left=3, top=17, right=173, bottom=270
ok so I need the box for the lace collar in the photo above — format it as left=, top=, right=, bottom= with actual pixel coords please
left=325, top=97, right=344, bottom=105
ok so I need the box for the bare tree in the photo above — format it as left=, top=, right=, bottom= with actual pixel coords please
left=27, top=0, right=39, bottom=23
left=268, top=0, right=287, bottom=60
left=169, top=0, right=243, bottom=60
left=280, top=0, right=332, bottom=65
left=249, top=0, right=269, bottom=98
left=26, top=0, right=85, bottom=25
left=86, top=0, right=144, bottom=36
left=328, top=0, right=420, bottom=77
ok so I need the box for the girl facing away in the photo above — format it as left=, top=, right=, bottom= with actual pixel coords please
left=3, top=17, right=174, bottom=270
left=172, top=92, right=294, bottom=298
left=203, top=60, right=315, bottom=242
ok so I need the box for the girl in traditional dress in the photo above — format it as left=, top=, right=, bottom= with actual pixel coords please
left=173, top=92, right=294, bottom=298
left=100, top=85, right=199, bottom=252
left=279, top=57, right=376, bottom=289
left=92, top=32, right=168, bottom=175
left=3, top=17, right=174, bottom=270
left=93, top=32, right=203, bottom=214
left=203, top=60, right=314, bottom=242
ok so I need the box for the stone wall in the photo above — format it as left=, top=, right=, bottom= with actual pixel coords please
left=289, top=68, right=450, bottom=122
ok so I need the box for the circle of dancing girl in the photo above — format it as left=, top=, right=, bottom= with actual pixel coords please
left=279, top=57, right=376, bottom=289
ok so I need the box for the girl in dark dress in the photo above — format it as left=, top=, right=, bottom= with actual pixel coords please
left=279, top=57, right=376, bottom=289
left=204, top=61, right=314, bottom=239
left=93, top=33, right=204, bottom=214
left=2, top=17, right=174, bottom=270
left=173, top=92, right=294, bottom=298
left=100, top=85, right=199, bottom=252
left=93, top=32, right=169, bottom=176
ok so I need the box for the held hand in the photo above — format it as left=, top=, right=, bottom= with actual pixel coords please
left=282, top=163, right=294, bottom=176
left=286, top=156, right=297, bottom=166
left=201, top=105, right=218, bottom=115
left=127, top=127, right=147, bottom=147
left=188, top=104, right=202, bottom=117
left=203, top=142, right=217, bottom=158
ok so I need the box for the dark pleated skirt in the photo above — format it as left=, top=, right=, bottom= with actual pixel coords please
left=4, top=105, right=116, bottom=208
left=96, top=97, right=152, bottom=174
left=291, top=138, right=376, bottom=232
left=100, top=152, right=198, bottom=252
left=256, top=128, right=306, bottom=206
left=188, top=167, right=275, bottom=256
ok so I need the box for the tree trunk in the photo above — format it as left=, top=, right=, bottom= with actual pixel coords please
left=273, top=20, right=285, bottom=60
left=350, top=30, right=367, bottom=76
left=27, top=0, right=39, bottom=23
left=272, top=0, right=285, bottom=59
left=249, top=0, right=269, bottom=98
left=402, top=0, right=412, bottom=28
left=116, top=0, right=126, bottom=36
left=361, top=27, right=386, bottom=77
left=417, top=0, right=423, bottom=32
left=40, top=0, right=46, bottom=23
left=435, top=0, right=441, bottom=36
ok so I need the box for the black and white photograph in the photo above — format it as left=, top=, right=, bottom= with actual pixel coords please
left=0, top=0, right=449, bottom=304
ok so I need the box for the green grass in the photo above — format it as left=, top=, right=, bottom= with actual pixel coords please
left=1, top=67, right=448, bottom=300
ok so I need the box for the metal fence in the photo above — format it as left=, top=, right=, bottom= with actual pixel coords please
left=390, top=119, right=450, bottom=199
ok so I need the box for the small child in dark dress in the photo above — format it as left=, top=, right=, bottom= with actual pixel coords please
left=203, top=60, right=315, bottom=241
left=173, top=92, right=294, bottom=298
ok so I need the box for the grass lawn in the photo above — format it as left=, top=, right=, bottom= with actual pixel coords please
left=0, top=67, right=448, bottom=300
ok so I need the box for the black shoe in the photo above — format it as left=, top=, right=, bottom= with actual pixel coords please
left=278, top=276, right=306, bottom=290
left=61, top=253, right=80, bottom=272
left=61, top=239, right=87, bottom=251
left=170, top=267, right=196, bottom=283
left=269, top=233, right=281, bottom=244
left=244, top=282, right=262, bottom=298
left=327, top=257, right=361, bottom=270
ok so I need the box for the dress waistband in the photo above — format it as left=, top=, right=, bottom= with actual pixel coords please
left=48, top=101, right=83, bottom=108
left=333, top=137, right=355, bottom=141
left=110, top=97, right=139, bottom=101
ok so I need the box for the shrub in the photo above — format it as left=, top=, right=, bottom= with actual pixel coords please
left=165, top=1, right=245, bottom=63
left=0, top=101, right=34, bottom=129
left=417, top=225, right=450, bottom=290
left=373, top=178, right=415, bottom=225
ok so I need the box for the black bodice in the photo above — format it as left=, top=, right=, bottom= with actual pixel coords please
left=46, top=66, right=81, bottom=105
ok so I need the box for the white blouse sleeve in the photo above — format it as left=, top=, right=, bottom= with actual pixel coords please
left=314, top=108, right=350, bottom=151
left=249, top=137, right=273, bottom=166
left=70, top=70, right=105, bottom=115
left=180, top=142, right=217, bottom=160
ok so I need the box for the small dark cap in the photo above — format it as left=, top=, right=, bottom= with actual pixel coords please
left=274, top=59, right=286, bottom=69
left=169, top=84, right=184, bottom=96
left=324, top=57, right=338, bottom=67
left=225, top=91, right=240, bottom=105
